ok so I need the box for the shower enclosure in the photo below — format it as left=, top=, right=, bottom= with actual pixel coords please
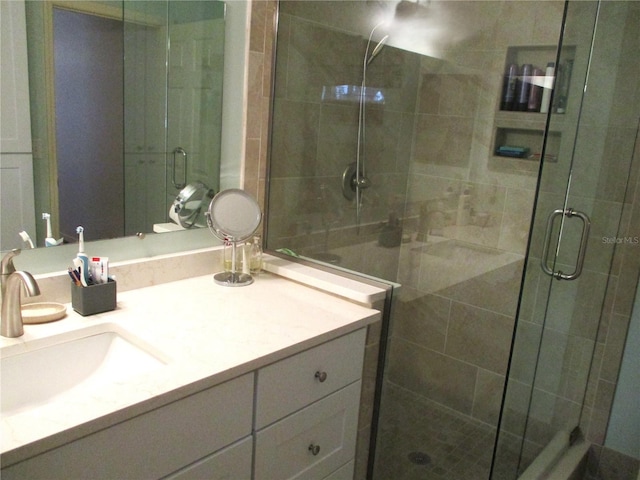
left=265, top=1, right=639, bottom=479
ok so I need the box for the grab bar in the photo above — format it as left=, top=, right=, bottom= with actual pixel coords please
left=172, top=147, right=187, bottom=189
left=541, top=207, right=591, bottom=280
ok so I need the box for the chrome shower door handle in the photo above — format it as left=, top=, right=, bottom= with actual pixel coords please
left=172, top=147, right=187, bottom=189
left=541, top=207, right=591, bottom=280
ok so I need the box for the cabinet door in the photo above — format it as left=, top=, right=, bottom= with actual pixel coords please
left=255, top=381, right=361, bottom=480
left=163, top=436, right=252, bottom=480
left=1, top=374, right=254, bottom=480
left=0, top=0, right=33, bottom=153
left=0, top=154, right=36, bottom=250
left=256, top=329, right=366, bottom=428
left=323, top=461, right=355, bottom=480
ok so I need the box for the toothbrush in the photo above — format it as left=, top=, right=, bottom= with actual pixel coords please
left=76, top=226, right=90, bottom=286
left=42, top=213, right=63, bottom=246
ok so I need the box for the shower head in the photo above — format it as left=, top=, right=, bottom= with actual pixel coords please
left=395, top=0, right=430, bottom=19
left=367, top=34, right=389, bottom=65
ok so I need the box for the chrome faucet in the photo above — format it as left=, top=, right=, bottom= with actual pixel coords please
left=1, top=249, right=20, bottom=306
left=1, top=250, right=40, bottom=338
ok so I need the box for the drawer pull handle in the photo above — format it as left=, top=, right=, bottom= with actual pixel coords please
left=314, top=371, right=328, bottom=382
left=308, top=444, right=321, bottom=456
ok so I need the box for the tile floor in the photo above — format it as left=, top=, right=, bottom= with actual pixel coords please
left=372, top=383, right=498, bottom=480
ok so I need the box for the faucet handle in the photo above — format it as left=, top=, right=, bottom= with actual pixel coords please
left=1, top=249, right=21, bottom=275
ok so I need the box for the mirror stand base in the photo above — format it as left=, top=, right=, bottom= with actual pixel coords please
left=213, top=271, right=254, bottom=287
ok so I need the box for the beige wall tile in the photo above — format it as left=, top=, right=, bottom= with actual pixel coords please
left=393, top=293, right=450, bottom=353
left=446, top=302, right=515, bottom=374
left=508, top=319, right=542, bottom=384
left=440, top=261, right=524, bottom=317
left=472, top=369, right=505, bottom=425
left=387, top=337, right=478, bottom=414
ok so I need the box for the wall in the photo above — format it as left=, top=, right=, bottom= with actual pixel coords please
left=243, top=0, right=274, bottom=217
left=580, top=6, right=640, bottom=471
left=575, top=3, right=640, bottom=478
left=605, top=282, right=640, bottom=458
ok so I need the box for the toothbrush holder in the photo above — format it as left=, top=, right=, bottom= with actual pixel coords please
left=71, top=279, right=117, bottom=316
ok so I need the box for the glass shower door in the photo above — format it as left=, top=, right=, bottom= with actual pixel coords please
left=492, top=0, right=639, bottom=477
left=123, top=0, right=225, bottom=235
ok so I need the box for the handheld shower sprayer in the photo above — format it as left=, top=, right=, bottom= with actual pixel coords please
left=367, top=34, right=389, bottom=65
left=356, top=22, right=387, bottom=227
left=342, top=21, right=390, bottom=231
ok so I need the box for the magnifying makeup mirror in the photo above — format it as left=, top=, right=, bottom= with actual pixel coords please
left=206, top=189, right=262, bottom=286
left=170, top=182, right=215, bottom=229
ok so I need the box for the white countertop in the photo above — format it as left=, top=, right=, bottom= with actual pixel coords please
left=0, top=270, right=381, bottom=465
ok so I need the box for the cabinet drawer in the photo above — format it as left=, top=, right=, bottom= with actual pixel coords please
left=163, top=436, right=252, bottom=480
left=254, top=381, right=361, bottom=480
left=256, top=329, right=366, bottom=428
left=324, top=460, right=355, bottom=480
left=2, top=374, right=254, bottom=480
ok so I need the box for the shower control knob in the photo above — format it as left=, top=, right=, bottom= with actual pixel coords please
left=314, top=371, right=328, bottom=382
left=355, top=175, right=372, bottom=189
left=308, top=444, right=321, bottom=456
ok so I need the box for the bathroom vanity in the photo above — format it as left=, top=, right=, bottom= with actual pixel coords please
left=0, top=254, right=383, bottom=479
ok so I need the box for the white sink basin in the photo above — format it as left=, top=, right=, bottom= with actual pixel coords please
left=1, top=324, right=168, bottom=417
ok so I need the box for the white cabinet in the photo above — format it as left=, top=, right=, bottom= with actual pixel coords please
left=0, top=0, right=36, bottom=250
left=324, top=460, right=355, bottom=480
left=123, top=21, right=166, bottom=155
left=0, top=154, right=36, bottom=250
left=0, top=0, right=32, bottom=153
left=256, top=329, right=366, bottom=429
left=1, top=374, right=254, bottom=480
left=1, top=329, right=368, bottom=480
left=163, top=436, right=253, bottom=480
left=255, top=381, right=361, bottom=480
left=255, top=328, right=367, bottom=480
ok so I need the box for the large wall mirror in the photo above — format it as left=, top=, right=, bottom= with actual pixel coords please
left=1, top=0, right=248, bottom=272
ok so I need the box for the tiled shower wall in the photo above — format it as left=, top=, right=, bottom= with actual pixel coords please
left=495, top=3, right=640, bottom=475
left=244, top=0, right=274, bottom=213
left=580, top=5, right=640, bottom=471
left=265, top=3, right=418, bottom=257
left=389, top=2, right=567, bottom=440
left=247, top=0, right=640, bottom=476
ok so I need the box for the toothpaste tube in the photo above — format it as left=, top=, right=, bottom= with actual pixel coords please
left=89, top=257, right=109, bottom=284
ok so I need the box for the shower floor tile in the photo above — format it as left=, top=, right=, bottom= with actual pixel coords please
left=373, top=382, right=496, bottom=480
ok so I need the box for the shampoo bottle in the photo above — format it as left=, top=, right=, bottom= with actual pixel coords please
left=527, top=67, right=544, bottom=112
left=515, top=64, right=533, bottom=111
left=539, top=62, right=555, bottom=114
left=500, top=64, right=518, bottom=110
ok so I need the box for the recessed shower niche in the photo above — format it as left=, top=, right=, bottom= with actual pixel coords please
left=490, top=44, right=575, bottom=171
